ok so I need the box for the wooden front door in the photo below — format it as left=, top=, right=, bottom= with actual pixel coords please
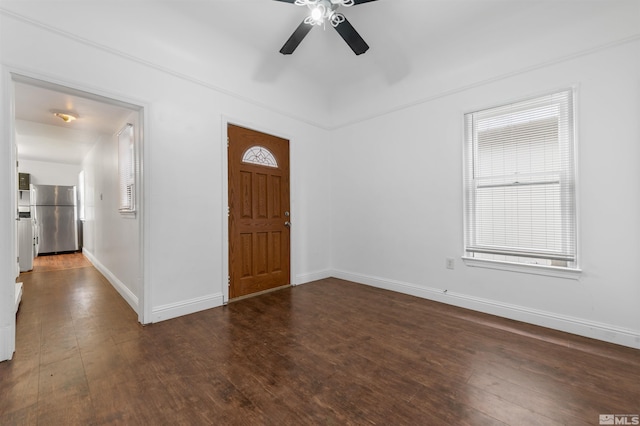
left=228, top=124, right=290, bottom=299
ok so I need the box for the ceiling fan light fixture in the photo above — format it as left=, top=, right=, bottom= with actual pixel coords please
left=301, top=0, right=340, bottom=26
left=52, top=111, right=78, bottom=123
left=311, top=6, right=323, bottom=22
left=329, top=12, right=345, bottom=27
left=294, top=0, right=318, bottom=6
left=277, top=0, right=376, bottom=55
left=294, top=0, right=353, bottom=7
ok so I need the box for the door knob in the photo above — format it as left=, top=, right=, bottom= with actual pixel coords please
left=284, top=221, right=291, bottom=228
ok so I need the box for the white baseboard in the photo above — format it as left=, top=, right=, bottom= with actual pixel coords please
left=151, top=268, right=328, bottom=323
left=83, top=248, right=139, bottom=313
left=0, top=323, right=15, bottom=362
left=331, top=269, right=640, bottom=350
left=15, top=282, right=22, bottom=313
left=151, top=293, right=224, bottom=323
left=295, top=269, right=332, bottom=285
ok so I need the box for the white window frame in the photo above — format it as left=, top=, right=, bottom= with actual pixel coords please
left=78, top=170, right=85, bottom=221
left=462, top=89, right=580, bottom=278
left=118, top=123, right=136, bottom=215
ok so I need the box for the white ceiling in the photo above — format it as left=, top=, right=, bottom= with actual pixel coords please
left=151, top=0, right=639, bottom=122
left=14, top=79, right=136, bottom=165
left=6, top=0, right=639, bottom=162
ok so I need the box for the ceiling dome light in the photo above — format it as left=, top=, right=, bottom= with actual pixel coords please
left=311, top=6, right=323, bottom=21
left=52, top=111, right=78, bottom=123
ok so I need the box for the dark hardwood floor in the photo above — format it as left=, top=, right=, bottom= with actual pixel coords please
left=22, top=252, right=92, bottom=273
left=2, top=254, right=639, bottom=425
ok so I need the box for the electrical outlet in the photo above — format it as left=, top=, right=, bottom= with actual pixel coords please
left=446, top=257, right=455, bottom=270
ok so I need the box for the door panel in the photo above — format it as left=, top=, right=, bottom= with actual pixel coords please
left=228, top=124, right=290, bottom=299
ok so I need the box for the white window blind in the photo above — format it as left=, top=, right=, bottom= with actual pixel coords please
left=118, top=123, right=135, bottom=213
left=463, top=89, right=577, bottom=268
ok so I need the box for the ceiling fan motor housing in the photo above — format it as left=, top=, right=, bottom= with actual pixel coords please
left=303, top=0, right=342, bottom=26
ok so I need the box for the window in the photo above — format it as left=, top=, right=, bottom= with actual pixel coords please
left=242, top=146, right=278, bottom=168
left=118, top=123, right=135, bottom=213
left=463, top=89, right=577, bottom=270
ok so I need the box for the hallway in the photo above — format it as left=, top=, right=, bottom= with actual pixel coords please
left=5, top=255, right=138, bottom=423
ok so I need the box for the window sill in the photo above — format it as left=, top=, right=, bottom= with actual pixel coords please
left=462, top=256, right=582, bottom=280
left=119, top=210, right=136, bottom=218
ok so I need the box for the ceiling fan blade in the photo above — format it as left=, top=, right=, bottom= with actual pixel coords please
left=333, top=18, right=369, bottom=55
left=280, top=21, right=314, bottom=55
left=352, top=0, right=379, bottom=4
left=273, top=0, right=297, bottom=3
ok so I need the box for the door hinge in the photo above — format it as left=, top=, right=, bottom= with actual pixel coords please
left=227, top=137, right=229, bottom=148
left=227, top=276, right=231, bottom=287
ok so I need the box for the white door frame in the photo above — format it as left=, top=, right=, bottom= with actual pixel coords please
left=220, top=116, right=297, bottom=304
left=1, top=68, right=150, bottom=360
left=0, top=67, right=19, bottom=361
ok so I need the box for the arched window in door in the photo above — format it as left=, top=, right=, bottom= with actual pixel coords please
left=241, top=146, right=278, bottom=168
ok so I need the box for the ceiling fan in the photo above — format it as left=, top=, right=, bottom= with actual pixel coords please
left=274, top=0, right=378, bottom=55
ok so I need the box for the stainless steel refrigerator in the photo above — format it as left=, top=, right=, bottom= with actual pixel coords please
left=30, top=184, right=78, bottom=254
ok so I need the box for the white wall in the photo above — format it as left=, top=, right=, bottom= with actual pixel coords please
left=16, top=160, right=81, bottom=224
left=81, top=116, right=140, bottom=312
left=0, top=6, right=333, bottom=361
left=18, top=159, right=81, bottom=186
left=330, top=40, right=640, bottom=348
left=1, top=3, right=637, bottom=363
left=0, top=1, right=333, bottom=126
left=328, top=2, right=640, bottom=128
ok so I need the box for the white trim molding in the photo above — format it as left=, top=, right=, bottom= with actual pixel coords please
left=3, top=8, right=638, bottom=131
left=15, top=282, right=22, bottom=313
left=220, top=116, right=298, bottom=304
left=462, top=257, right=582, bottom=280
left=295, top=269, right=333, bottom=286
left=0, top=324, right=15, bottom=361
left=331, top=269, right=640, bottom=350
left=83, top=248, right=139, bottom=313
left=0, top=9, right=327, bottom=130
left=151, top=293, right=224, bottom=323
